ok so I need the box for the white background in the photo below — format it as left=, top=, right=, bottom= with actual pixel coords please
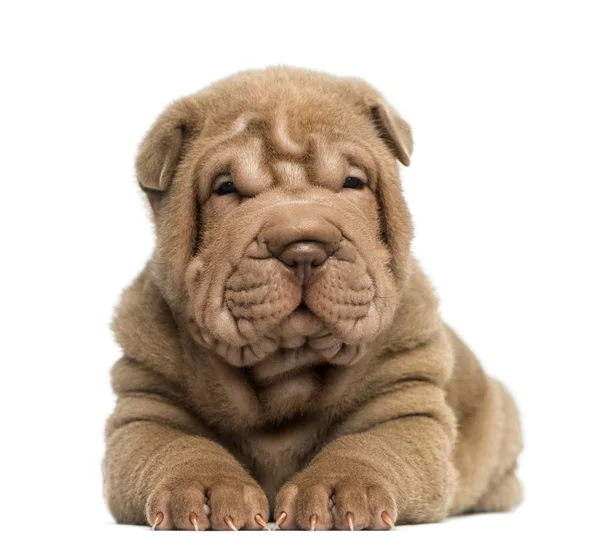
left=1, top=1, right=599, bottom=547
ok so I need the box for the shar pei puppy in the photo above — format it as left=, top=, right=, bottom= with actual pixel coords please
left=103, top=67, right=523, bottom=531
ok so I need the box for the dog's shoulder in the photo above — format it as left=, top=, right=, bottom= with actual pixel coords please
left=112, top=265, right=183, bottom=377
left=375, top=257, right=442, bottom=354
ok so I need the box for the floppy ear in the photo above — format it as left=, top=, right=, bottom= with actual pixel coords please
left=135, top=98, right=199, bottom=194
left=369, top=101, right=413, bottom=167
left=345, top=83, right=414, bottom=287
left=135, top=97, right=205, bottom=308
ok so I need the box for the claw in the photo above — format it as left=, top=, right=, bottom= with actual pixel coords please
left=381, top=511, right=396, bottom=530
left=151, top=512, right=164, bottom=531
left=274, top=511, right=287, bottom=530
left=255, top=514, right=270, bottom=530
left=310, top=514, right=317, bottom=531
left=224, top=516, right=238, bottom=531
left=346, top=512, right=354, bottom=531
left=190, top=513, right=199, bottom=531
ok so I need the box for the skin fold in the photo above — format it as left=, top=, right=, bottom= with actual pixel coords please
left=103, top=67, right=523, bottom=530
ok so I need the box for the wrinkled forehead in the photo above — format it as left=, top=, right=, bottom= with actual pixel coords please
left=191, top=106, right=379, bottom=197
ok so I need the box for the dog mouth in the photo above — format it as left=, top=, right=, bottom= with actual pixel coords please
left=201, top=291, right=368, bottom=376
left=187, top=232, right=381, bottom=372
left=246, top=305, right=365, bottom=384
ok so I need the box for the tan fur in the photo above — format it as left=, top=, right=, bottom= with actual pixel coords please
left=104, top=67, right=522, bottom=530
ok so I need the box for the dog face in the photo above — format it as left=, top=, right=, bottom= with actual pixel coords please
left=137, top=68, right=413, bottom=381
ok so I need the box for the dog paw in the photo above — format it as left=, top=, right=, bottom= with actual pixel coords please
left=147, top=477, right=269, bottom=531
left=274, top=473, right=397, bottom=530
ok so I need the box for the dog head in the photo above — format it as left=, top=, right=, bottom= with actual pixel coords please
left=136, top=68, right=414, bottom=381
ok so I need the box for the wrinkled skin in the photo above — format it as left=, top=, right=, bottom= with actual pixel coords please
left=178, top=97, right=407, bottom=399
left=186, top=184, right=396, bottom=372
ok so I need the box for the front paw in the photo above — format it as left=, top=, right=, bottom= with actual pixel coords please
left=274, top=468, right=397, bottom=531
left=147, top=474, right=269, bottom=531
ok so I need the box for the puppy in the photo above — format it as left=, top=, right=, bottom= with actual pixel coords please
left=103, top=67, right=523, bottom=530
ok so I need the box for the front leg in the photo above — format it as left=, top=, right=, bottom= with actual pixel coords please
left=275, top=334, right=458, bottom=531
left=275, top=413, right=456, bottom=530
left=104, top=358, right=269, bottom=530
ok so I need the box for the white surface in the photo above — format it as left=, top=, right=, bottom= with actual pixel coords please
left=1, top=1, right=599, bottom=547
left=96, top=511, right=577, bottom=548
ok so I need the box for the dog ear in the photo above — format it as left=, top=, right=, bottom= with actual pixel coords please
left=346, top=80, right=414, bottom=285
left=136, top=97, right=204, bottom=306
left=369, top=101, right=413, bottom=167
left=135, top=99, right=199, bottom=194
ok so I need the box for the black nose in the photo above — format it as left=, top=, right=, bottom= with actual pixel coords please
left=276, top=241, right=329, bottom=282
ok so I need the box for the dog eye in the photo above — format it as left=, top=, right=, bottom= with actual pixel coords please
left=215, top=180, right=237, bottom=195
left=343, top=176, right=365, bottom=189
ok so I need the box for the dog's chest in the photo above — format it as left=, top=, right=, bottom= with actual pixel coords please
left=237, top=421, right=323, bottom=504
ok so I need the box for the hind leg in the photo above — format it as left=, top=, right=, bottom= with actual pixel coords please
left=450, top=377, right=523, bottom=515
left=470, top=469, right=523, bottom=513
